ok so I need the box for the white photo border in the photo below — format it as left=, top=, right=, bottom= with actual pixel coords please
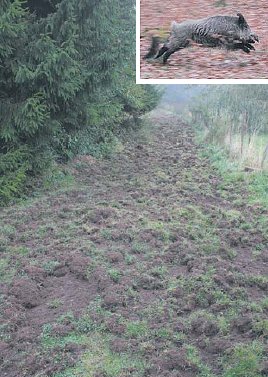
left=136, top=0, right=267, bottom=84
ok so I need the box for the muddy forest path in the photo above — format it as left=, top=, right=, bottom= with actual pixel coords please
left=1, top=111, right=267, bottom=377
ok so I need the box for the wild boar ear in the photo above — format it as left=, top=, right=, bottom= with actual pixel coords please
left=237, top=13, right=246, bottom=26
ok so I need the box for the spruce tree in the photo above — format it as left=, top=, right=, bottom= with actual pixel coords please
left=0, top=0, right=161, bottom=205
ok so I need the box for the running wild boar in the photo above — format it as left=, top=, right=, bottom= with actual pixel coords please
left=144, top=13, right=259, bottom=63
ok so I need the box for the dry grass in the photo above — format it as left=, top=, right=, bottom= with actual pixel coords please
left=224, top=134, right=268, bottom=171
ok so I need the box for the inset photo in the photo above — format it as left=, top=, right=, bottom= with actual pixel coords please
left=138, top=0, right=268, bottom=81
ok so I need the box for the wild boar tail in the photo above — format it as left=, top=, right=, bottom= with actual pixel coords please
left=143, top=36, right=161, bottom=59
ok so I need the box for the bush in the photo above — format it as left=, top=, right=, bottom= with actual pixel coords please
left=0, top=148, right=31, bottom=206
left=0, top=1, right=161, bottom=205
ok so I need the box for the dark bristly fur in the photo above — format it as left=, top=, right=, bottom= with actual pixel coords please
left=144, top=13, right=259, bottom=63
left=144, top=36, right=162, bottom=59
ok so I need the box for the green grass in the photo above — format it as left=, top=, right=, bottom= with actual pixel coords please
left=214, top=0, right=227, bottom=6
left=125, top=320, right=149, bottom=339
left=41, top=308, right=147, bottom=377
left=200, top=145, right=268, bottom=208
left=108, top=268, right=122, bottom=283
left=175, top=205, right=221, bottom=254
left=222, top=342, right=264, bottom=377
left=42, top=260, right=61, bottom=274
left=42, top=166, right=75, bottom=191
left=221, top=209, right=243, bottom=223
left=143, top=220, right=172, bottom=243
left=0, top=257, right=16, bottom=283
left=185, top=344, right=215, bottom=377
left=51, top=332, right=146, bottom=377
left=246, top=274, right=268, bottom=289
left=150, top=265, right=167, bottom=278
left=42, top=330, right=87, bottom=349
left=253, top=319, right=268, bottom=336
left=9, top=245, right=30, bottom=255
left=131, top=241, right=150, bottom=254
left=47, top=299, right=63, bottom=309
left=125, top=254, right=136, bottom=265
left=170, top=268, right=230, bottom=309
left=0, top=224, right=16, bottom=238
left=0, top=322, right=11, bottom=342
left=260, top=297, right=268, bottom=310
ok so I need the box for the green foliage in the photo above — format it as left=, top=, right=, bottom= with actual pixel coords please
left=190, top=85, right=268, bottom=136
left=188, top=86, right=268, bottom=171
left=0, top=148, right=31, bottom=205
left=247, top=172, right=268, bottom=208
left=0, top=0, right=161, bottom=205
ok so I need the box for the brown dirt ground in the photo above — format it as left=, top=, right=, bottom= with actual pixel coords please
left=140, top=0, right=268, bottom=79
left=0, top=109, right=267, bottom=376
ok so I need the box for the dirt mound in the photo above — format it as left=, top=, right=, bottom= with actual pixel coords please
left=9, top=278, right=41, bottom=308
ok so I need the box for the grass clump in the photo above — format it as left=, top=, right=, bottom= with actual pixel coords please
left=125, top=320, right=149, bottom=339
left=253, top=319, right=268, bottom=337
left=108, top=268, right=122, bottom=283
left=47, top=299, right=63, bottom=309
left=143, top=220, right=171, bottom=243
left=172, top=268, right=229, bottom=308
left=200, top=146, right=268, bottom=209
left=176, top=205, right=221, bottom=254
left=43, top=260, right=61, bottom=275
left=185, top=344, right=215, bottom=377
left=51, top=333, right=146, bottom=377
left=222, top=342, right=264, bottom=377
left=131, top=241, right=149, bottom=254
left=42, top=330, right=87, bottom=349
left=0, top=257, right=16, bottom=283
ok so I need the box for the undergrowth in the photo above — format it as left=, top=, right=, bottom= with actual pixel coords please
left=0, top=148, right=31, bottom=206
left=200, top=145, right=268, bottom=209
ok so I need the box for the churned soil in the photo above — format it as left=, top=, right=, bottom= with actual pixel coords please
left=139, top=0, right=268, bottom=79
left=0, top=109, right=267, bottom=376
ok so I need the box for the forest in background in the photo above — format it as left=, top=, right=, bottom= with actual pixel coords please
left=187, top=85, right=268, bottom=171
left=158, top=84, right=268, bottom=208
left=160, top=85, right=268, bottom=172
left=0, top=0, right=160, bottom=206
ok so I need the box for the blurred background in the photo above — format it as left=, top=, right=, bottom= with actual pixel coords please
left=158, top=85, right=268, bottom=171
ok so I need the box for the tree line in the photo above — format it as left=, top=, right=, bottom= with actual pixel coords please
left=0, top=0, right=161, bottom=205
left=189, top=85, right=268, bottom=170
